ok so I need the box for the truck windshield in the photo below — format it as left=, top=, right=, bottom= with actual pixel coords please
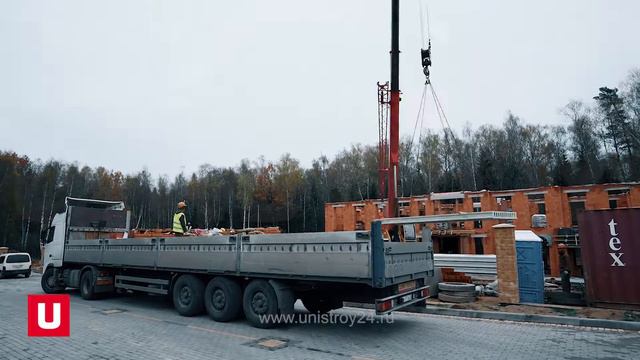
left=7, top=255, right=30, bottom=263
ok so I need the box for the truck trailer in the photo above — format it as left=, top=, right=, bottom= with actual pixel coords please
left=41, top=197, right=513, bottom=328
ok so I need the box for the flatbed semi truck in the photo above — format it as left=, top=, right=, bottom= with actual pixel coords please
left=41, top=197, right=515, bottom=328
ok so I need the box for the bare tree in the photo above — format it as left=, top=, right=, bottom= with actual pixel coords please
left=274, top=154, right=303, bottom=233
left=564, top=100, right=600, bottom=182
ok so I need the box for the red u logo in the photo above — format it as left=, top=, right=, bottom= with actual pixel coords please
left=28, top=294, right=70, bottom=337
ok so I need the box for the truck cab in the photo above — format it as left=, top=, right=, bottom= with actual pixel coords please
left=42, top=212, right=66, bottom=270
left=43, top=198, right=127, bottom=270
left=41, top=197, right=128, bottom=294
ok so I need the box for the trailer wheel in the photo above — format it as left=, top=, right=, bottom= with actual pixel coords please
left=41, top=267, right=64, bottom=294
left=204, top=277, right=242, bottom=322
left=80, top=270, right=98, bottom=300
left=172, top=275, right=205, bottom=316
left=243, top=280, right=279, bottom=328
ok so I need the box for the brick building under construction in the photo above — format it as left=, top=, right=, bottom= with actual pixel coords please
left=325, top=183, right=640, bottom=277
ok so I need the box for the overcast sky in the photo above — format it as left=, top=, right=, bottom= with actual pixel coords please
left=1, top=0, right=639, bottom=178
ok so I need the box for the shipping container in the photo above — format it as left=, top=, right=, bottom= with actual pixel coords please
left=578, top=208, right=640, bottom=309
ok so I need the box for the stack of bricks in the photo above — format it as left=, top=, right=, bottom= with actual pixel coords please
left=493, top=223, right=520, bottom=304
left=441, top=267, right=472, bottom=283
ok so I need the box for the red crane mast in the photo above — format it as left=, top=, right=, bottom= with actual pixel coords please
left=387, top=0, right=400, bottom=218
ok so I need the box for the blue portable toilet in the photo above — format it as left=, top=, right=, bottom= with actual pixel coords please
left=514, top=230, right=545, bottom=303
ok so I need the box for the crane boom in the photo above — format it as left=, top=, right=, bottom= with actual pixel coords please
left=387, top=0, right=400, bottom=218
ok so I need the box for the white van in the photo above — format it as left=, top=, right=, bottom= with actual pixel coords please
left=0, top=253, right=32, bottom=278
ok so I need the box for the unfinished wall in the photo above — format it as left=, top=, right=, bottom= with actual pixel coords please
left=325, top=183, right=640, bottom=277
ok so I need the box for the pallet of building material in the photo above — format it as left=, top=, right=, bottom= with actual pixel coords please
left=440, top=267, right=472, bottom=283
left=130, top=229, right=173, bottom=238
left=84, top=231, right=126, bottom=239
left=234, top=227, right=282, bottom=235
left=441, top=267, right=455, bottom=275
left=260, top=227, right=282, bottom=234
left=445, top=274, right=472, bottom=283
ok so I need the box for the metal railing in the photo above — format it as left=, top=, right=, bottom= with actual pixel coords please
left=376, top=211, right=517, bottom=225
left=555, top=234, right=580, bottom=247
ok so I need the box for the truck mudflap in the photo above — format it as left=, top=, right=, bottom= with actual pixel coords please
left=375, top=285, right=430, bottom=315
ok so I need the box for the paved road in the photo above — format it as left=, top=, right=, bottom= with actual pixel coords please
left=1, top=274, right=639, bottom=360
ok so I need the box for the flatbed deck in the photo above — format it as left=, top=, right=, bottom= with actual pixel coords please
left=65, top=230, right=430, bottom=287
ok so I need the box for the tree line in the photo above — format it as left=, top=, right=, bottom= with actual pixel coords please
left=1, top=69, right=639, bottom=256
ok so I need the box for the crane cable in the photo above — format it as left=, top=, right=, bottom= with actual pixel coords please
left=410, top=0, right=431, bottom=153
left=409, top=84, right=429, bottom=152
left=411, top=1, right=458, bottom=165
left=413, top=1, right=459, bottom=190
left=429, top=82, right=456, bottom=141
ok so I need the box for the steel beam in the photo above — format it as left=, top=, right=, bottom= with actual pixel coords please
left=375, top=211, right=517, bottom=225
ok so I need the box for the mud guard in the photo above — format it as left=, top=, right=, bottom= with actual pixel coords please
left=269, top=280, right=295, bottom=315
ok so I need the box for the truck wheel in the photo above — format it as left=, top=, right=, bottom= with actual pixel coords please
left=243, top=280, right=279, bottom=329
left=80, top=270, right=98, bottom=300
left=41, top=267, right=64, bottom=294
left=302, top=297, right=341, bottom=314
left=24, top=270, right=31, bottom=278
left=173, top=275, right=205, bottom=316
left=204, top=277, right=242, bottom=322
